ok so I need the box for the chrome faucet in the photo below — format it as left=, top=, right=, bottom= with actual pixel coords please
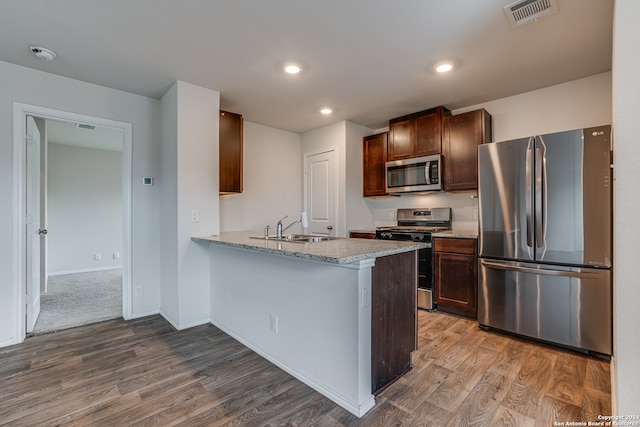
left=276, top=215, right=302, bottom=239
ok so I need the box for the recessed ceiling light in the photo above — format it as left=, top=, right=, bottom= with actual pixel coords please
left=435, top=62, right=453, bottom=73
left=30, top=46, right=57, bottom=61
left=320, top=108, right=333, bottom=115
left=284, top=64, right=301, bottom=74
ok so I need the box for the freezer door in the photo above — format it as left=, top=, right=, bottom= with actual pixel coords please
left=478, top=259, right=612, bottom=355
left=478, top=137, right=534, bottom=261
left=535, top=126, right=612, bottom=267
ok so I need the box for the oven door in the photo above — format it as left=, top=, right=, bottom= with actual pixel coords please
left=417, top=245, right=433, bottom=310
left=375, top=231, right=434, bottom=310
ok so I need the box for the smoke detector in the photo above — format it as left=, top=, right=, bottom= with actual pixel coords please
left=504, top=0, right=558, bottom=29
left=30, top=46, right=57, bottom=61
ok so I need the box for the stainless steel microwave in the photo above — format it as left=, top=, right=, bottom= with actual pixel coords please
left=385, top=154, right=442, bottom=194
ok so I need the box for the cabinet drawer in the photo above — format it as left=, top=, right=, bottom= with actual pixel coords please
left=350, top=232, right=375, bottom=239
left=434, top=238, right=476, bottom=254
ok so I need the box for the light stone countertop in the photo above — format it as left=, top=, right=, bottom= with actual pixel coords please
left=431, top=230, right=479, bottom=239
left=192, top=231, right=427, bottom=264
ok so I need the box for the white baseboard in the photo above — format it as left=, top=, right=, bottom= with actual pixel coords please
left=48, top=266, right=123, bottom=276
left=159, top=309, right=209, bottom=331
left=209, top=317, right=376, bottom=418
left=0, top=336, right=21, bottom=349
left=130, top=308, right=160, bottom=319
left=159, top=308, right=180, bottom=330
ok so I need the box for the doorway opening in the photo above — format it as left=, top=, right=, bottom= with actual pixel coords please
left=13, top=103, right=133, bottom=343
left=34, top=118, right=124, bottom=334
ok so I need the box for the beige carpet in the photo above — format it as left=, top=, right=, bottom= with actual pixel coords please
left=32, top=269, right=122, bottom=335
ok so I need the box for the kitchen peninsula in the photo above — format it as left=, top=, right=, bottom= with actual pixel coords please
left=193, top=232, right=426, bottom=417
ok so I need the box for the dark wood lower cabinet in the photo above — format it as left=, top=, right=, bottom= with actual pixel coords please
left=433, top=238, right=478, bottom=319
left=371, top=250, right=417, bottom=394
left=349, top=231, right=375, bottom=239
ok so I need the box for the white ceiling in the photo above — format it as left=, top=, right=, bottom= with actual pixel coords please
left=0, top=0, right=613, bottom=134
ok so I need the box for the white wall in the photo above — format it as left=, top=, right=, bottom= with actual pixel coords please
left=345, top=122, right=376, bottom=232
left=612, top=0, right=640, bottom=415
left=159, top=83, right=180, bottom=324
left=0, top=60, right=162, bottom=346
left=301, top=121, right=378, bottom=237
left=47, top=143, right=122, bottom=274
left=219, top=121, right=303, bottom=233
left=160, top=81, right=219, bottom=329
left=363, top=72, right=613, bottom=233
left=455, top=72, right=612, bottom=141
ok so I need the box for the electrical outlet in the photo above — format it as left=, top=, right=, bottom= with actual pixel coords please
left=473, top=208, right=479, bottom=220
left=135, top=287, right=143, bottom=297
left=269, top=314, right=278, bottom=333
left=113, top=251, right=120, bottom=260
left=191, top=210, right=199, bottom=223
left=93, top=253, right=101, bottom=261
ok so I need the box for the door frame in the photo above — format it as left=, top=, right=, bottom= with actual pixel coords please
left=303, top=147, right=339, bottom=236
left=12, top=102, right=133, bottom=343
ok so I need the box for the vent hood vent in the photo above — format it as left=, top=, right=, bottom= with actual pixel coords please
left=504, top=0, right=558, bottom=28
left=75, top=123, right=96, bottom=130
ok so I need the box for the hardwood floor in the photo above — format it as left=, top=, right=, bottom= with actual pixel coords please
left=0, top=311, right=611, bottom=426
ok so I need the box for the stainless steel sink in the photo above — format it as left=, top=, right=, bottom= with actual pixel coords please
left=250, top=234, right=337, bottom=243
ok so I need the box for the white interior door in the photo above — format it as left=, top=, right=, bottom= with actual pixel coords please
left=304, top=149, right=337, bottom=236
left=25, top=115, right=42, bottom=333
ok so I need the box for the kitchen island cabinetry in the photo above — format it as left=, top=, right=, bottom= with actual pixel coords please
left=388, top=106, right=451, bottom=160
left=193, top=232, right=425, bottom=417
left=363, top=132, right=388, bottom=197
left=443, top=108, right=491, bottom=192
left=433, top=237, right=478, bottom=319
left=219, top=110, right=243, bottom=194
left=371, top=251, right=416, bottom=393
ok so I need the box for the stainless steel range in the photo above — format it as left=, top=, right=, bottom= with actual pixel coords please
left=375, top=207, right=451, bottom=310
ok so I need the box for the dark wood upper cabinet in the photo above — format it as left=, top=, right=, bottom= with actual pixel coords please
left=443, top=108, right=492, bottom=192
left=219, top=110, right=243, bottom=195
left=388, top=106, right=451, bottom=161
left=363, top=132, right=388, bottom=197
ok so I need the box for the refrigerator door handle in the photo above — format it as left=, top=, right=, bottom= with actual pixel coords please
left=525, top=140, right=534, bottom=247
left=535, top=146, right=544, bottom=247
left=480, top=260, right=602, bottom=279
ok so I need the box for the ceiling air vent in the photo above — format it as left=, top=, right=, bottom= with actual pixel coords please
left=504, top=0, right=558, bottom=29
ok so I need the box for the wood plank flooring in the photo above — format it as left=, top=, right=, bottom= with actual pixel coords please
left=0, top=310, right=611, bottom=426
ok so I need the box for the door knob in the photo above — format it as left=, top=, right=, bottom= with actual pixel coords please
left=38, top=229, right=48, bottom=235
left=327, top=225, right=333, bottom=230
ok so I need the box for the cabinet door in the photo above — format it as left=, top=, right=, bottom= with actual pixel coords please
left=388, top=117, right=412, bottom=160
left=219, top=110, right=243, bottom=194
left=414, top=111, right=442, bottom=156
left=443, top=109, right=491, bottom=192
left=434, top=238, right=478, bottom=319
left=371, top=251, right=417, bottom=393
left=363, top=132, right=388, bottom=197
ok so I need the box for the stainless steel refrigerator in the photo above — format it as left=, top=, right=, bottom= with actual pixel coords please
left=478, top=125, right=612, bottom=355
